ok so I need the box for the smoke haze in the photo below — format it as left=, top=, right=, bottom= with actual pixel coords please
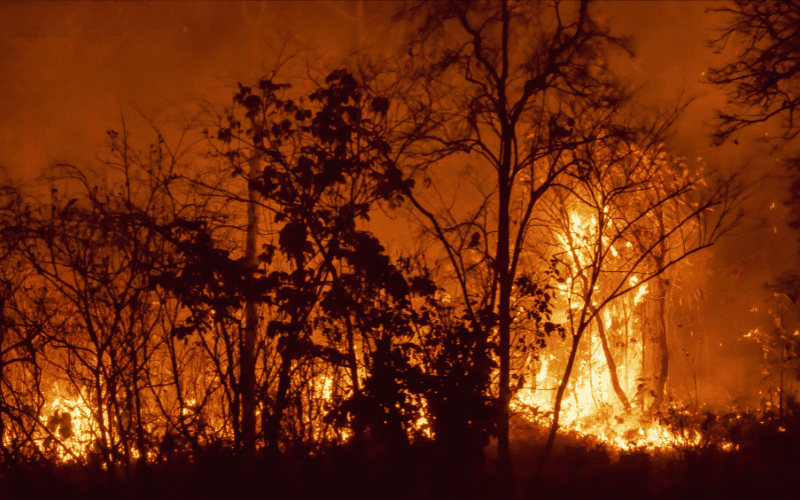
left=1, top=0, right=796, bottom=411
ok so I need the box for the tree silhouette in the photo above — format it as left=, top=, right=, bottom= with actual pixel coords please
left=154, top=68, right=417, bottom=466
left=0, top=175, right=53, bottom=462
left=536, top=117, right=747, bottom=466
left=389, top=0, right=637, bottom=475
left=11, top=158, right=193, bottom=475
left=707, top=0, right=800, bottom=145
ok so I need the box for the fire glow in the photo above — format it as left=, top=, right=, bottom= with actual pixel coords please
left=26, top=205, right=699, bottom=463
left=509, top=208, right=697, bottom=451
left=20, top=194, right=710, bottom=465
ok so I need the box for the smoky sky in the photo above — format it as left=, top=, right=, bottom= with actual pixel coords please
left=1, top=1, right=797, bottom=406
left=0, top=1, right=779, bottom=174
left=0, top=1, right=403, bottom=177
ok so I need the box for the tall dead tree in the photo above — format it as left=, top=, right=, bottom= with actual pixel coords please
left=392, top=0, right=636, bottom=473
left=240, top=153, right=259, bottom=457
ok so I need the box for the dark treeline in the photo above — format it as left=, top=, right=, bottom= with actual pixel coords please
left=0, top=1, right=799, bottom=499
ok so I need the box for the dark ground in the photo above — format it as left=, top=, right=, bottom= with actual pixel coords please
left=2, top=415, right=799, bottom=500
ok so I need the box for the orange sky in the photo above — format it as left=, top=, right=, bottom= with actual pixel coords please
left=0, top=1, right=736, bottom=178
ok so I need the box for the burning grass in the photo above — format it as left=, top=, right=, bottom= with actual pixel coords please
left=2, top=404, right=798, bottom=500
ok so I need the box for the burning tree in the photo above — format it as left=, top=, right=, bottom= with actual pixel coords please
left=383, top=0, right=639, bottom=472
left=0, top=175, right=53, bottom=462
left=174, top=67, right=421, bottom=465
left=364, top=0, right=753, bottom=477
left=8, top=155, right=195, bottom=473
left=532, top=114, right=745, bottom=460
left=0, top=118, right=252, bottom=470
left=197, top=66, right=505, bottom=492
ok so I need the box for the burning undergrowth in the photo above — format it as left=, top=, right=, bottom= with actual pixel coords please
left=0, top=8, right=793, bottom=492
left=0, top=152, right=777, bottom=472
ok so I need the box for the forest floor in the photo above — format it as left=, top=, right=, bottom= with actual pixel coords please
left=1, top=416, right=799, bottom=500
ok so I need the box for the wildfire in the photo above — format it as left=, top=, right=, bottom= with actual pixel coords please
left=41, top=383, right=99, bottom=462
left=510, top=201, right=705, bottom=452
left=631, top=277, right=648, bottom=306
left=22, top=194, right=721, bottom=465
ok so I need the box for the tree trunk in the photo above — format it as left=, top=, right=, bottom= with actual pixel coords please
left=496, top=0, right=513, bottom=477
left=649, top=233, right=669, bottom=413
left=265, top=336, right=295, bottom=465
left=0, top=307, right=7, bottom=459
left=241, top=154, right=259, bottom=457
left=540, top=322, right=588, bottom=469
left=650, top=275, right=669, bottom=412
left=593, top=311, right=631, bottom=411
left=497, top=183, right=511, bottom=472
left=266, top=240, right=305, bottom=467
left=344, top=314, right=363, bottom=443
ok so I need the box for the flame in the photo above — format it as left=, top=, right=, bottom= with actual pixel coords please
left=510, top=202, right=706, bottom=452
left=634, top=282, right=648, bottom=306
left=23, top=187, right=716, bottom=465
left=41, top=383, right=100, bottom=462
